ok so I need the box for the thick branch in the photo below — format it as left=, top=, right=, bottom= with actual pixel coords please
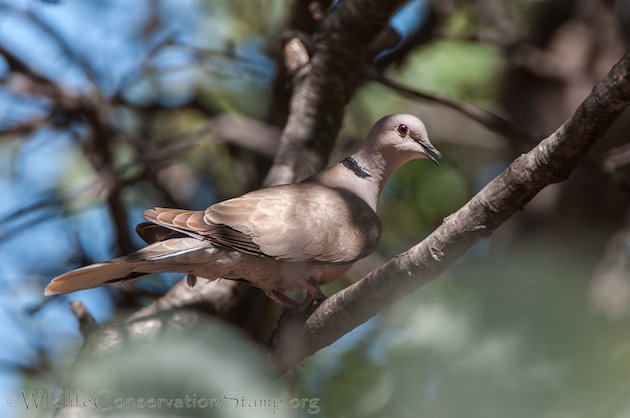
left=264, top=0, right=406, bottom=186
left=270, top=51, right=630, bottom=371
left=130, top=279, right=248, bottom=320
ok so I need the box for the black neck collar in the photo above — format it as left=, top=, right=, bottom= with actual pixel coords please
left=341, top=156, right=371, bottom=179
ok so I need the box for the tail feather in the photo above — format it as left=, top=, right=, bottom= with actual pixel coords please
left=45, top=238, right=216, bottom=295
left=44, top=260, right=142, bottom=295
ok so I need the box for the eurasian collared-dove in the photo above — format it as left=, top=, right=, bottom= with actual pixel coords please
left=45, top=114, right=441, bottom=308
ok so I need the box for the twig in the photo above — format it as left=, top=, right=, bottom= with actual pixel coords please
left=115, top=41, right=270, bottom=96
left=0, top=4, right=100, bottom=86
left=0, top=116, right=51, bottom=137
left=114, top=32, right=179, bottom=95
left=363, top=66, right=535, bottom=144
left=69, top=300, right=99, bottom=336
left=0, top=45, right=57, bottom=89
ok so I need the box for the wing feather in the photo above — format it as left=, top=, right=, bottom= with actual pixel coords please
left=141, top=183, right=381, bottom=264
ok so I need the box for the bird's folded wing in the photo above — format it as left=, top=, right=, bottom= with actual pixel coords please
left=144, top=183, right=381, bottom=264
left=143, top=208, right=264, bottom=257
left=135, top=222, right=185, bottom=244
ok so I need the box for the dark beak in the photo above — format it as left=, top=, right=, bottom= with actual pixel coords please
left=420, top=143, right=443, bottom=166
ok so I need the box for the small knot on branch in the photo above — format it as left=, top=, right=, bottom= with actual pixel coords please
left=69, top=300, right=99, bottom=337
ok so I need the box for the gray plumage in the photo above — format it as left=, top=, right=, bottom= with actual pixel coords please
left=45, top=114, right=441, bottom=307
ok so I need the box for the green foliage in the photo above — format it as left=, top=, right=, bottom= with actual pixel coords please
left=193, top=139, right=247, bottom=197
left=379, top=161, right=470, bottom=255
left=304, top=244, right=630, bottom=418
left=66, top=324, right=292, bottom=417
left=395, top=40, right=505, bottom=105
left=204, top=0, right=288, bottom=40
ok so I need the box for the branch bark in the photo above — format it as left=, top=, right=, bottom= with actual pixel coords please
left=263, top=0, right=406, bottom=186
left=270, top=50, right=630, bottom=371
left=69, top=301, right=99, bottom=337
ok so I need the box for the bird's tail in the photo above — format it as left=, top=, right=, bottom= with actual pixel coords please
left=44, top=238, right=215, bottom=295
left=44, top=260, right=145, bottom=295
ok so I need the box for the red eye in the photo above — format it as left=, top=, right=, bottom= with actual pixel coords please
left=396, top=124, right=408, bottom=137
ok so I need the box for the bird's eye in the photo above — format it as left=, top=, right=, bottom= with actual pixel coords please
left=396, top=124, right=408, bottom=137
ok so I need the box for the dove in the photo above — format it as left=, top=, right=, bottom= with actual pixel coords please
left=45, top=114, right=442, bottom=309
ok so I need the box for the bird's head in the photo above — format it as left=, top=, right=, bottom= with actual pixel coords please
left=366, top=114, right=442, bottom=165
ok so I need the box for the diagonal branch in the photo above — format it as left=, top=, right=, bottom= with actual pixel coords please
left=363, top=66, right=535, bottom=144
left=269, top=50, right=630, bottom=371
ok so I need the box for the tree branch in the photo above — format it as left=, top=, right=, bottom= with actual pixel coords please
left=69, top=301, right=99, bottom=337
left=263, top=0, right=406, bottom=186
left=0, top=4, right=100, bottom=86
left=363, top=66, right=535, bottom=144
left=269, top=50, right=630, bottom=371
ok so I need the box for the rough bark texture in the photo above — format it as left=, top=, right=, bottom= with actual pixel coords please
left=263, top=0, right=406, bottom=186
left=270, top=50, right=630, bottom=371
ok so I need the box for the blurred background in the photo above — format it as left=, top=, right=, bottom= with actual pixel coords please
left=1, top=0, right=630, bottom=417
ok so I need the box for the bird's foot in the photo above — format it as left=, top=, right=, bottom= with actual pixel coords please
left=267, top=290, right=301, bottom=313
left=298, top=286, right=327, bottom=313
left=266, top=284, right=327, bottom=314
left=301, top=279, right=326, bottom=306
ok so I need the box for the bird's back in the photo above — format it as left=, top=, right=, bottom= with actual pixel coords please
left=203, top=182, right=381, bottom=264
